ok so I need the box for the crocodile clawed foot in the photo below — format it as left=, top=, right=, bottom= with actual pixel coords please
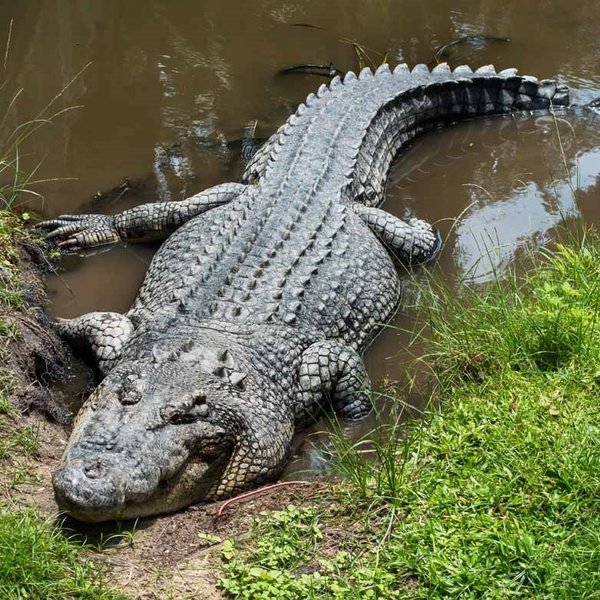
left=36, top=214, right=120, bottom=252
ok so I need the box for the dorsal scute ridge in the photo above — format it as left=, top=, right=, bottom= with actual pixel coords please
left=264, top=61, right=563, bottom=186
left=475, top=64, right=497, bottom=75
left=453, top=65, right=473, bottom=75
left=305, top=92, right=317, bottom=107
left=411, top=63, right=430, bottom=75
left=381, top=63, right=527, bottom=92
left=432, top=62, right=451, bottom=74
left=359, top=66, right=373, bottom=80
left=374, top=63, right=392, bottom=76
left=317, top=83, right=330, bottom=97
left=343, top=70, right=357, bottom=84
left=393, top=63, right=409, bottom=75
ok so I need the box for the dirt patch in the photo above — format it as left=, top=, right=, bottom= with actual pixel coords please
left=76, top=482, right=324, bottom=599
left=0, top=232, right=72, bottom=501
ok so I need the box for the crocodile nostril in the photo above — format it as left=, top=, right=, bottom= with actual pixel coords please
left=83, top=459, right=106, bottom=479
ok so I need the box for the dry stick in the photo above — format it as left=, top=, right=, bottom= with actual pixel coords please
left=3, top=19, right=13, bottom=72
left=216, top=481, right=311, bottom=517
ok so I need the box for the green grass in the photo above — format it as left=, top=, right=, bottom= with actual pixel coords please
left=219, top=234, right=600, bottom=599
left=0, top=507, right=127, bottom=600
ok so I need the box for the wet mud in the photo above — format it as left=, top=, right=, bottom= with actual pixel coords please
left=1, top=238, right=69, bottom=423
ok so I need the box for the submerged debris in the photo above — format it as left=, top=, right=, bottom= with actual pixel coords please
left=434, top=35, right=510, bottom=64
left=278, top=63, right=343, bottom=79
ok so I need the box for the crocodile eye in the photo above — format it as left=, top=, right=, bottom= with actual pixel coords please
left=160, top=394, right=209, bottom=425
left=192, top=393, right=206, bottom=405
left=160, top=404, right=196, bottom=425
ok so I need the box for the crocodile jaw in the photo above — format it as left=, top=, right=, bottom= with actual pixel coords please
left=51, top=359, right=237, bottom=523
left=53, top=455, right=226, bottom=522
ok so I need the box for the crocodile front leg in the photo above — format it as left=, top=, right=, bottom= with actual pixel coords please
left=296, top=340, right=373, bottom=427
left=38, top=182, right=246, bottom=252
left=58, top=312, right=133, bottom=376
left=354, top=205, right=441, bottom=265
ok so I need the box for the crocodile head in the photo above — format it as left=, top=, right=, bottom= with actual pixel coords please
left=53, top=342, right=293, bottom=522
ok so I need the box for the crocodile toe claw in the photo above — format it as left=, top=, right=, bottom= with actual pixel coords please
left=37, top=214, right=120, bottom=251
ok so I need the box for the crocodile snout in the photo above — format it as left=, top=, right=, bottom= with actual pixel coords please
left=53, top=459, right=127, bottom=521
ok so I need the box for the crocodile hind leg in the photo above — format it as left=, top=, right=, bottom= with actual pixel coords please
left=354, top=205, right=441, bottom=266
left=38, top=182, right=246, bottom=252
left=296, top=340, right=373, bottom=427
left=58, top=312, right=133, bottom=376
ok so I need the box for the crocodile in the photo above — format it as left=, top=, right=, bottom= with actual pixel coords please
left=40, top=63, right=568, bottom=522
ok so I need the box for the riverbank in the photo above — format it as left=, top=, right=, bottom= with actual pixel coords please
left=0, top=209, right=318, bottom=599
left=0, top=210, right=127, bottom=599
left=219, top=234, right=600, bottom=598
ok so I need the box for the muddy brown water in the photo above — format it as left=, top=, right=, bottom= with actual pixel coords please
left=3, top=1, right=600, bottom=477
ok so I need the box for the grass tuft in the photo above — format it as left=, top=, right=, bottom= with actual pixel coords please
left=0, top=507, right=127, bottom=599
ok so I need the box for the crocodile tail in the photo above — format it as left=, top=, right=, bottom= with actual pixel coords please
left=342, top=62, right=570, bottom=114
left=246, top=62, right=569, bottom=191
left=344, top=63, right=569, bottom=206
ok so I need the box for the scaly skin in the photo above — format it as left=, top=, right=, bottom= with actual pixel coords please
left=39, top=63, right=569, bottom=522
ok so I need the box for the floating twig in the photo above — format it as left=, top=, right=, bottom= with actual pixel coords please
left=278, top=63, right=343, bottom=78
left=434, top=35, right=510, bottom=63
left=290, top=23, right=323, bottom=30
